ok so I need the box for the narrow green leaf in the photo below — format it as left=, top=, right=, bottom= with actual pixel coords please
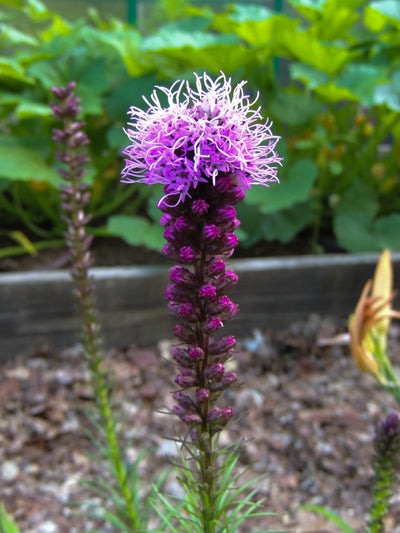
left=301, top=504, right=357, bottom=533
left=0, top=503, right=20, bottom=533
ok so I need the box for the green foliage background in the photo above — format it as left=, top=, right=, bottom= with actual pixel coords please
left=1, top=0, right=400, bottom=257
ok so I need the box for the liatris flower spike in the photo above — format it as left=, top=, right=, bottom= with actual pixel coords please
left=122, top=72, right=282, bottom=529
left=52, top=83, right=143, bottom=531
left=366, top=411, right=400, bottom=533
left=349, top=250, right=400, bottom=402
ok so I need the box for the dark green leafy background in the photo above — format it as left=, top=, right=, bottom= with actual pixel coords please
left=1, top=0, right=400, bottom=255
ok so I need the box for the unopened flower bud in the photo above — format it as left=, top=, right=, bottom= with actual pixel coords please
left=196, top=388, right=210, bottom=401
left=172, top=323, right=197, bottom=343
left=179, top=246, right=199, bottom=264
left=203, top=316, right=224, bottom=334
left=215, top=270, right=239, bottom=291
left=198, top=284, right=217, bottom=300
left=174, top=216, right=194, bottom=233
left=202, top=225, right=221, bottom=242
left=204, top=363, right=225, bottom=382
left=208, top=335, right=236, bottom=355
left=175, top=369, right=198, bottom=388
left=168, top=301, right=199, bottom=321
left=205, top=257, right=226, bottom=277
left=182, top=413, right=202, bottom=425
left=169, top=265, right=196, bottom=286
left=173, top=391, right=196, bottom=412
left=160, top=213, right=172, bottom=227
left=206, top=406, right=234, bottom=427
left=191, top=199, right=209, bottom=215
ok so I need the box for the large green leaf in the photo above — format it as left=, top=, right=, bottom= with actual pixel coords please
left=290, top=63, right=330, bottom=90
left=335, top=179, right=379, bottom=219
left=374, top=83, right=400, bottom=111
left=141, top=28, right=238, bottom=51
left=0, top=0, right=23, bottom=7
left=0, top=136, right=59, bottom=184
left=335, top=64, right=387, bottom=105
left=227, top=4, right=274, bottom=23
left=334, top=211, right=400, bottom=252
left=106, top=215, right=164, bottom=251
left=104, top=74, right=158, bottom=120
left=214, top=12, right=299, bottom=48
left=332, top=179, right=400, bottom=252
left=289, top=0, right=327, bottom=22
left=39, top=14, right=71, bottom=42
left=0, top=58, right=32, bottom=85
left=85, top=27, right=144, bottom=77
left=26, top=61, right=64, bottom=89
left=365, top=0, right=400, bottom=32
left=1, top=24, right=38, bottom=46
left=235, top=201, right=263, bottom=247
left=261, top=202, right=314, bottom=244
left=245, top=159, right=318, bottom=214
left=268, top=91, right=323, bottom=126
left=278, top=30, right=353, bottom=74
left=15, top=100, right=52, bottom=118
left=145, top=43, right=257, bottom=77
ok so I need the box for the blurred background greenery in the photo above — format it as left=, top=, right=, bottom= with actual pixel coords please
left=1, top=0, right=400, bottom=261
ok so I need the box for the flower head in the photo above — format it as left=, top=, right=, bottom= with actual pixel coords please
left=122, top=72, right=282, bottom=205
left=349, top=250, right=400, bottom=380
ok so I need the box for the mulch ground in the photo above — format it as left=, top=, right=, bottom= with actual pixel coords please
left=1, top=314, right=400, bottom=533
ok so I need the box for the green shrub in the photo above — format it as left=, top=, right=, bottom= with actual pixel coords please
left=1, top=0, right=400, bottom=256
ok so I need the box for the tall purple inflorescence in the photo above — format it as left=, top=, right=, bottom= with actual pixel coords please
left=122, top=72, right=281, bottom=442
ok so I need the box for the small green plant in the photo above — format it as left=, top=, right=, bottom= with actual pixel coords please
left=0, top=503, right=20, bottom=533
left=305, top=249, right=400, bottom=532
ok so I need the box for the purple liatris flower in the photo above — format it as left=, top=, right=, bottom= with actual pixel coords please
left=122, top=72, right=281, bottom=441
left=122, top=72, right=282, bottom=206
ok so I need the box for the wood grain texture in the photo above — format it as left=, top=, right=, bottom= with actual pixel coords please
left=1, top=254, right=399, bottom=360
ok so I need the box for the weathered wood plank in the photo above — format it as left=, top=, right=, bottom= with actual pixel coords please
left=1, top=254, right=399, bottom=360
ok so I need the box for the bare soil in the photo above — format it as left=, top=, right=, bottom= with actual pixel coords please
left=1, top=314, right=400, bottom=533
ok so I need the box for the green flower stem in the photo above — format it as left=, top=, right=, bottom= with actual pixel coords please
left=371, top=334, right=400, bottom=405
left=68, top=185, right=140, bottom=533
left=194, top=252, right=217, bottom=533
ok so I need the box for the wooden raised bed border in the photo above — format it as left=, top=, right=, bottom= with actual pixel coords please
left=1, top=253, right=399, bottom=361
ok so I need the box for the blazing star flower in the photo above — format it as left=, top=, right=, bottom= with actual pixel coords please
left=121, top=72, right=282, bottom=442
left=349, top=250, right=400, bottom=381
left=122, top=72, right=282, bottom=205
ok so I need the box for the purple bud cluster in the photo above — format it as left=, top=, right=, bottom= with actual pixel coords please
left=51, top=82, right=93, bottom=277
left=161, top=174, right=243, bottom=436
left=51, top=82, right=100, bottom=352
left=375, top=412, right=400, bottom=458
